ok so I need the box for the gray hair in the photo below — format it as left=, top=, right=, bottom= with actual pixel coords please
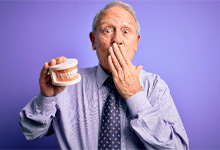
left=92, top=1, right=140, bottom=35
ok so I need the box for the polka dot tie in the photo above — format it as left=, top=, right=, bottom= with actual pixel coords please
left=98, top=78, right=121, bottom=150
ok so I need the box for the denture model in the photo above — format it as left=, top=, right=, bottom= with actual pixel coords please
left=49, top=58, right=81, bottom=86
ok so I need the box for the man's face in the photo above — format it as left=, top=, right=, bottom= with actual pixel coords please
left=90, top=6, right=140, bottom=74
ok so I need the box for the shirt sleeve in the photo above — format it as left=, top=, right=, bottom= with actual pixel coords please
left=126, top=77, right=189, bottom=150
left=19, top=92, right=57, bottom=140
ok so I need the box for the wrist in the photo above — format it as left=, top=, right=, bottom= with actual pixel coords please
left=40, top=89, right=54, bottom=97
left=123, top=87, right=143, bottom=100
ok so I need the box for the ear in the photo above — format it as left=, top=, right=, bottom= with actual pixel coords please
left=89, top=32, right=96, bottom=50
left=134, top=34, right=141, bottom=52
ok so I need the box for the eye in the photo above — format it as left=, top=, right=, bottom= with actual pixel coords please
left=123, top=30, right=129, bottom=34
left=104, top=29, right=112, bottom=33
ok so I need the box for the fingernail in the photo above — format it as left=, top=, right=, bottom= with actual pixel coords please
left=109, top=47, right=113, bottom=53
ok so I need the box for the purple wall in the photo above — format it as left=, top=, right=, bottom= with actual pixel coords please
left=0, top=1, right=220, bottom=149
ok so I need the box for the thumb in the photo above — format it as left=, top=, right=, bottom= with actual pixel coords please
left=136, top=65, right=143, bottom=74
left=40, top=62, right=49, bottom=79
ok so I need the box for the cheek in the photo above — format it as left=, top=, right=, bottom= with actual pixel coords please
left=97, top=34, right=112, bottom=46
left=96, top=43, right=110, bottom=63
left=97, top=38, right=111, bottom=55
left=127, top=51, right=135, bottom=60
left=104, top=39, right=110, bottom=46
left=126, top=40, right=137, bottom=60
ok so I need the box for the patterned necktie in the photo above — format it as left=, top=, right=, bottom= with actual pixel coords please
left=98, top=78, right=121, bottom=150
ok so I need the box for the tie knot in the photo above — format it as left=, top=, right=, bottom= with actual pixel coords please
left=104, top=77, right=114, bottom=89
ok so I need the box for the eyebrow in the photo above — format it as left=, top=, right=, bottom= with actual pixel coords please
left=99, top=20, right=134, bottom=28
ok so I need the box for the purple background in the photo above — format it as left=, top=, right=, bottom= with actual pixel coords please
left=0, top=0, right=220, bottom=149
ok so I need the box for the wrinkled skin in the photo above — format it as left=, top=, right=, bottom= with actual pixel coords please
left=89, top=6, right=142, bottom=99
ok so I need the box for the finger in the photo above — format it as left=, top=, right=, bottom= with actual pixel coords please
left=61, top=56, right=67, bottom=62
left=55, top=57, right=64, bottom=64
left=108, top=55, right=118, bottom=77
left=55, top=57, right=61, bottom=64
left=50, top=56, right=67, bottom=66
left=136, top=65, right=143, bottom=74
left=112, top=43, right=127, bottom=69
left=109, top=46, right=122, bottom=72
left=118, top=44, right=133, bottom=66
left=48, top=59, right=56, bottom=66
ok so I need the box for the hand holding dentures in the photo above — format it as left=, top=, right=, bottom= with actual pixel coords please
left=39, top=56, right=81, bottom=97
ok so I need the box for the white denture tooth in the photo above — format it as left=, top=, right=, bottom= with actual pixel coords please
left=74, top=69, right=77, bottom=74
left=56, top=70, right=77, bottom=78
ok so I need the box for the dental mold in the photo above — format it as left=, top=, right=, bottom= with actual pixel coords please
left=49, top=58, right=81, bottom=86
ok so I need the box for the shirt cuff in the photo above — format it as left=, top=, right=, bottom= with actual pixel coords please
left=126, top=91, right=152, bottom=118
left=36, top=92, right=57, bottom=111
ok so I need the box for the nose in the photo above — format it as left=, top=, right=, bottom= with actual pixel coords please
left=112, top=30, right=123, bottom=45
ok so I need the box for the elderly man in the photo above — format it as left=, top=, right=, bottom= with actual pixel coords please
left=19, top=1, right=189, bottom=149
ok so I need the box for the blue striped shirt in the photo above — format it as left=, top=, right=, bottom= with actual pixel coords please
left=19, top=64, right=189, bottom=149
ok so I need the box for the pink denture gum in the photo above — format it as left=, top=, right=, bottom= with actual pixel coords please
left=49, top=58, right=81, bottom=86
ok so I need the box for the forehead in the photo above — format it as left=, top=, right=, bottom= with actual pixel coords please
left=97, top=6, right=136, bottom=27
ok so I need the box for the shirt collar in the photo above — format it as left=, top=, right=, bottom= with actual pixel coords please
left=96, top=64, right=111, bottom=89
